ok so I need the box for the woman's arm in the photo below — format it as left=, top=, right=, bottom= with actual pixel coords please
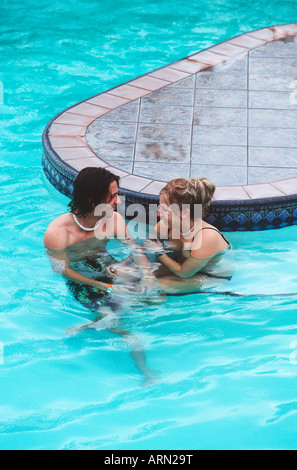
left=157, top=252, right=210, bottom=279
left=152, top=229, right=220, bottom=279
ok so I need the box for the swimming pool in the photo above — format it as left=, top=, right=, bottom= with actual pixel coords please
left=1, top=0, right=297, bottom=450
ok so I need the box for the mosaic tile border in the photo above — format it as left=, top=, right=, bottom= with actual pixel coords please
left=42, top=23, right=297, bottom=231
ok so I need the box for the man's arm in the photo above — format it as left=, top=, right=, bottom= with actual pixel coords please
left=113, top=212, right=155, bottom=279
left=44, top=227, right=111, bottom=293
left=47, top=248, right=113, bottom=292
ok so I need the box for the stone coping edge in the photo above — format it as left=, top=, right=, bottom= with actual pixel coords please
left=42, top=23, right=297, bottom=231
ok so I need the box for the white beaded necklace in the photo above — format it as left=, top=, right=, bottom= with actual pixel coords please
left=73, top=213, right=101, bottom=232
left=180, top=218, right=200, bottom=236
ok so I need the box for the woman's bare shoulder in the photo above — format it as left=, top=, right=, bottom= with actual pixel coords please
left=191, top=223, right=227, bottom=258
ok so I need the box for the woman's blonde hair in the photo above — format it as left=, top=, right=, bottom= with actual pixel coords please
left=159, top=177, right=216, bottom=219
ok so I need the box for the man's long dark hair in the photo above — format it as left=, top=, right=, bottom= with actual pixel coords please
left=68, top=167, right=120, bottom=218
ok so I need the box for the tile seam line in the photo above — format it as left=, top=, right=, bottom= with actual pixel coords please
left=60, top=112, right=110, bottom=118
left=189, top=73, right=197, bottom=178
left=110, top=83, right=168, bottom=92
left=108, top=85, right=167, bottom=97
left=119, top=175, right=154, bottom=192
left=50, top=123, right=90, bottom=128
left=247, top=164, right=297, bottom=169
left=189, top=45, right=248, bottom=59
left=87, top=121, right=248, bottom=126
left=249, top=55, right=297, bottom=59
left=247, top=47, right=250, bottom=185
left=130, top=79, right=172, bottom=90
left=228, top=41, right=267, bottom=50
left=70, top=102, right=112, bottom=110
left=132, top=98, right=141, bottom=174
left=138, top=180, right=156, bottom=193
left=191, top=50, right=244, bottom=61
left=241, top=53, right=250, bottom=205
left=269, top=184, right=290, bottom=196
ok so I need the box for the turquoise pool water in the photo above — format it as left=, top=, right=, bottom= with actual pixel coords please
left=1, top=0, right=297, bottom=450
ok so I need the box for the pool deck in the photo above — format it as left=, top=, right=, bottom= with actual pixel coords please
left=42, top=23, right=297, bottom=230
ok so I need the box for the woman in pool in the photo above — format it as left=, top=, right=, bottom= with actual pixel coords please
left=109, top=177, right=233, bottom=294
left=147, top=177, right=233, bottom=293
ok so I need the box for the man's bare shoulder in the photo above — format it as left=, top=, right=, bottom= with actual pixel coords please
left=113, top=211, right=128, bottom=237
left=113, top=211, right=126, bottom=225
left=44, top=213, right=72, bottom=251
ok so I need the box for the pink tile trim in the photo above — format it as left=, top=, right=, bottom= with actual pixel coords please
left=109, top=84, right=150, bottom=100
left=87, top=93, right=130, bottom=109
left=243, top=183, right=285, bottom=199
left=49, top=123, right=86, bottom=137
left=141, top=180, right=167, bottom=195
left=282, top=22, right=297, bottom=31
left=281, top=23, right=297, bottom=34
left=213, top=186, right=250, bottom=201
left=49, top=136, right=87, bottom=148
left=246, top=24, right=297, bottom=45
left=189, top=50, right=228, bottom=66
left=54, top=146, right=99, bottom=161
left=149, top=67, right=190, bottom=83
left=270, top=24, right=297, bottom=39
left=271, top=178, right=297, bottom=196
left=70, top=157, right=108, bottom=171
left=228, top=34, right=266, bottom=49
left=248, top=27, right=275, bottom=43
left=105, top=166, right=130, bottom=178
left=131, top=75, right=170, bottom=91
left=120, top=174, right=153, bottom=192
left=170, top=59, right=210, bottom=74
left=67, top=102, right=110, bottom=118
left=210, top=42, right=247, bottom=57
left=54, top=112, right=95, bottom=126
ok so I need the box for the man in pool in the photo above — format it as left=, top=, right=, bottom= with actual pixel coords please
left=44, top=166, right=157, bottom=385
left=44, top=166, right=153, bottom=295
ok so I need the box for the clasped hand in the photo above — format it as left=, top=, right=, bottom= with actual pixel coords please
left=142, top=239, right=163, bottom=254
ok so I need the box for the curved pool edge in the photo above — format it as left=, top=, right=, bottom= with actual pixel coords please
left=42, top=23, right=297, bottom=231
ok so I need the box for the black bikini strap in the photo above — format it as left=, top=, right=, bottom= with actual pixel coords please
left=193, top=227, right=231, bottom=246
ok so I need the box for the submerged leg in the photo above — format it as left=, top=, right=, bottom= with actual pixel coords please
left=66, top=304, right=156, bottom=386
left=157, top=274, right=205, bottom=294
left=65, top=304, right=119, bottom=336
left=109, top=325, right=157, bottom=387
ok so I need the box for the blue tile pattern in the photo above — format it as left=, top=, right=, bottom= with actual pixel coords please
left=42, top=140, right=297, bottom=231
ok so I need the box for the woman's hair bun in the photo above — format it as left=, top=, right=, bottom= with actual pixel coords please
left=159, top=176, right=216, bottom=218
left=187, top=177, right=216, bottom=208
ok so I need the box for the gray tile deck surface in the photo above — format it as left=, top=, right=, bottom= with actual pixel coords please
left=82, top=35, right=297, bottom=188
